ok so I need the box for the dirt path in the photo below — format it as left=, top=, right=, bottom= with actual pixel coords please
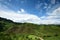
left=39, top=37, right=44, bottom=40
left=35, top=36, right=44, bottom=40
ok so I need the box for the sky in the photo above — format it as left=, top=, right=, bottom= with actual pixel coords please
left=0, top=0, right=60, bottom=24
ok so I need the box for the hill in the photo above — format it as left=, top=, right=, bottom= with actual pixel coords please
left=0, top=17, right=60, bottom=40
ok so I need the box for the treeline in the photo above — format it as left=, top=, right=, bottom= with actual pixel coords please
left=0, top=17, right=60, bottom=40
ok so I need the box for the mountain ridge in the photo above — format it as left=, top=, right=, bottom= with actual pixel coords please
left=0, top=17, right=60, bottom=40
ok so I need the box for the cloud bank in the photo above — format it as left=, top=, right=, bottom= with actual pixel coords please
left=41, top=7, right=60, bottom=24
left=0, top=8, right=41, bottom=24
left=0, top=3, right=60, bottom=24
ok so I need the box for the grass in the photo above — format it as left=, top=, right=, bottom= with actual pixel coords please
left=0, top=17, right=60, bottom=40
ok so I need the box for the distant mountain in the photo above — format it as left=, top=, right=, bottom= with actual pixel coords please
left=0, top=17, right=60, bottom=40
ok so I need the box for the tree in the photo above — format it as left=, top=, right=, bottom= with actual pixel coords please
left=0, top=23, right=5, bottom=32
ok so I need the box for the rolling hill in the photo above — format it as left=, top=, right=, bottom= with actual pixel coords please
left=0, top=17, right=60, bottom=40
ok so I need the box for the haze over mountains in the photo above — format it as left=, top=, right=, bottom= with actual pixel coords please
left=0, top=17, right=60, bottom=40
left=0, top=0, right=60, bottom=24
left=0, top=7, right=60, bottom=24
left=0, top=0, right=60, bottom=40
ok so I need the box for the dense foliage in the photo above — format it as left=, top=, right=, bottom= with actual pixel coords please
left=0, top=17, right=60, bottom=40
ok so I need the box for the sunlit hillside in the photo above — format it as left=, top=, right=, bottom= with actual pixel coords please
left=0, top=17, right=60, bottom=40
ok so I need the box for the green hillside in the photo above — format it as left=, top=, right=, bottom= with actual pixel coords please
left=0, top=17, right=60, bottom=40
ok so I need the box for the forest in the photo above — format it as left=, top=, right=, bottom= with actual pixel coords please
left=0, top=17, right=60, bottom=40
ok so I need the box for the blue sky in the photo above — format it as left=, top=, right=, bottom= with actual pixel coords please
left=0, top=0, right=60, bottom=24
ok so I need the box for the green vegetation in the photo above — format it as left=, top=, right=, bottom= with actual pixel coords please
left=0, top=17, right=60, bottom=40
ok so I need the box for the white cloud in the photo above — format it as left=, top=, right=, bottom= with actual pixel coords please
left=0, top=2, right=60, bottom=24
left=17, top=9, right=25, bottom=13
left=41, top=7, right=60, bottom=24
left=0, top=0, right=3, bottom=1
left=0, top=2, right=41, bottom=24
left=51, top=0, right=56, bottom=4
left=9, top=0, right=11, bottom=2
left=20, top=0, right=26, bottom=4
left=35, top=3, right=43, bottom=10
left=0, top=9, right=41, bottom=24
left=0, top=7, right=60, bottom=24
left=47, top=7, right=60, bottom=19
